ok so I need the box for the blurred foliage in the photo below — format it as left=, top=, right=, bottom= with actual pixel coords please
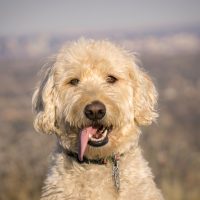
left=0, top=52, right=199, bottom=200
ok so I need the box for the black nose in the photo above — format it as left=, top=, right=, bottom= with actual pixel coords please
left=84, top=101, right=106, bottom=120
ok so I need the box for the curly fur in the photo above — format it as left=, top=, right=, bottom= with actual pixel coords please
left=32, top=39, right=163, bottom=200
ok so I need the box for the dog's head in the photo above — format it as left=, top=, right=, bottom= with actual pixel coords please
left=32, top=39, right=158, bottom=160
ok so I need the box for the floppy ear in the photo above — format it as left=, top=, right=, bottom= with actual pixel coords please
left=32, top=64, right=59, bottom=134
left=132, top=66, right=158, bottom=126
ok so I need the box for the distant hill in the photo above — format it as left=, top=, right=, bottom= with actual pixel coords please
left=0, top=26, right=200, bottom=59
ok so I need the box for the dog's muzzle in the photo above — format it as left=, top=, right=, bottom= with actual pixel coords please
left=77, top=101, right=112, bottom=161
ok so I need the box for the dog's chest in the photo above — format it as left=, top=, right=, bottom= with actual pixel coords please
left=62, top=162, right=118, bottom=199
left=41, top=151, right=163, bottom=200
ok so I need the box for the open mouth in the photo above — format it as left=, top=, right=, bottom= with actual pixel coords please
left=78, top=124, right=112, bottom=161
left=88, top=125, right=111, bottom=147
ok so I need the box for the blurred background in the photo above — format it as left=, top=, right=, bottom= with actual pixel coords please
left=0, top=0, right=200, bottom=199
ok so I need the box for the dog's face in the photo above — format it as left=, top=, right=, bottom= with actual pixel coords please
left=32, top=39, right=158, bottom=159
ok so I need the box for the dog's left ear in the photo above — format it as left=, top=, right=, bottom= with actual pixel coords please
left=130, top=65, right=158, bottom=126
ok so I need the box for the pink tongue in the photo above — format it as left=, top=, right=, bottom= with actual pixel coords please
left=78, top=127, right=97, bottom=161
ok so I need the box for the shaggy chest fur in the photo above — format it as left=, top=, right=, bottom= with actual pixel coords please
left=41, top=148, right=163, bottom=200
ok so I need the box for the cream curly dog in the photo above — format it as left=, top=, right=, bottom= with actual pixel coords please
left=32, top=39, right=164, bottom=200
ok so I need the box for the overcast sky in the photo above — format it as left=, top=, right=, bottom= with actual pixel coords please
left=0, top=0, right=200, bottom=36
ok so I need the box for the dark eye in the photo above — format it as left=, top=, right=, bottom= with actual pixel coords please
left=106, top=75, right=118, bottom=84
left=69, top=78, right=79, bottom=86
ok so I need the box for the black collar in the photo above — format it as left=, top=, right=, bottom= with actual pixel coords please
left=65, top=150, right=108, bottom=165
left=60, top=145, right=122, bottom=165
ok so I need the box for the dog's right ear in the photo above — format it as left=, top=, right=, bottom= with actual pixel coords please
left=32, top=63, right=59, bottom=135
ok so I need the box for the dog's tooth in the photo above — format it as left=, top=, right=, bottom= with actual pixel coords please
left=102, top=127, right=106, bottom=133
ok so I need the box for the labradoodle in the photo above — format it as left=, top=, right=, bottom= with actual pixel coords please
left=32, top=39, right=164, bottom=200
